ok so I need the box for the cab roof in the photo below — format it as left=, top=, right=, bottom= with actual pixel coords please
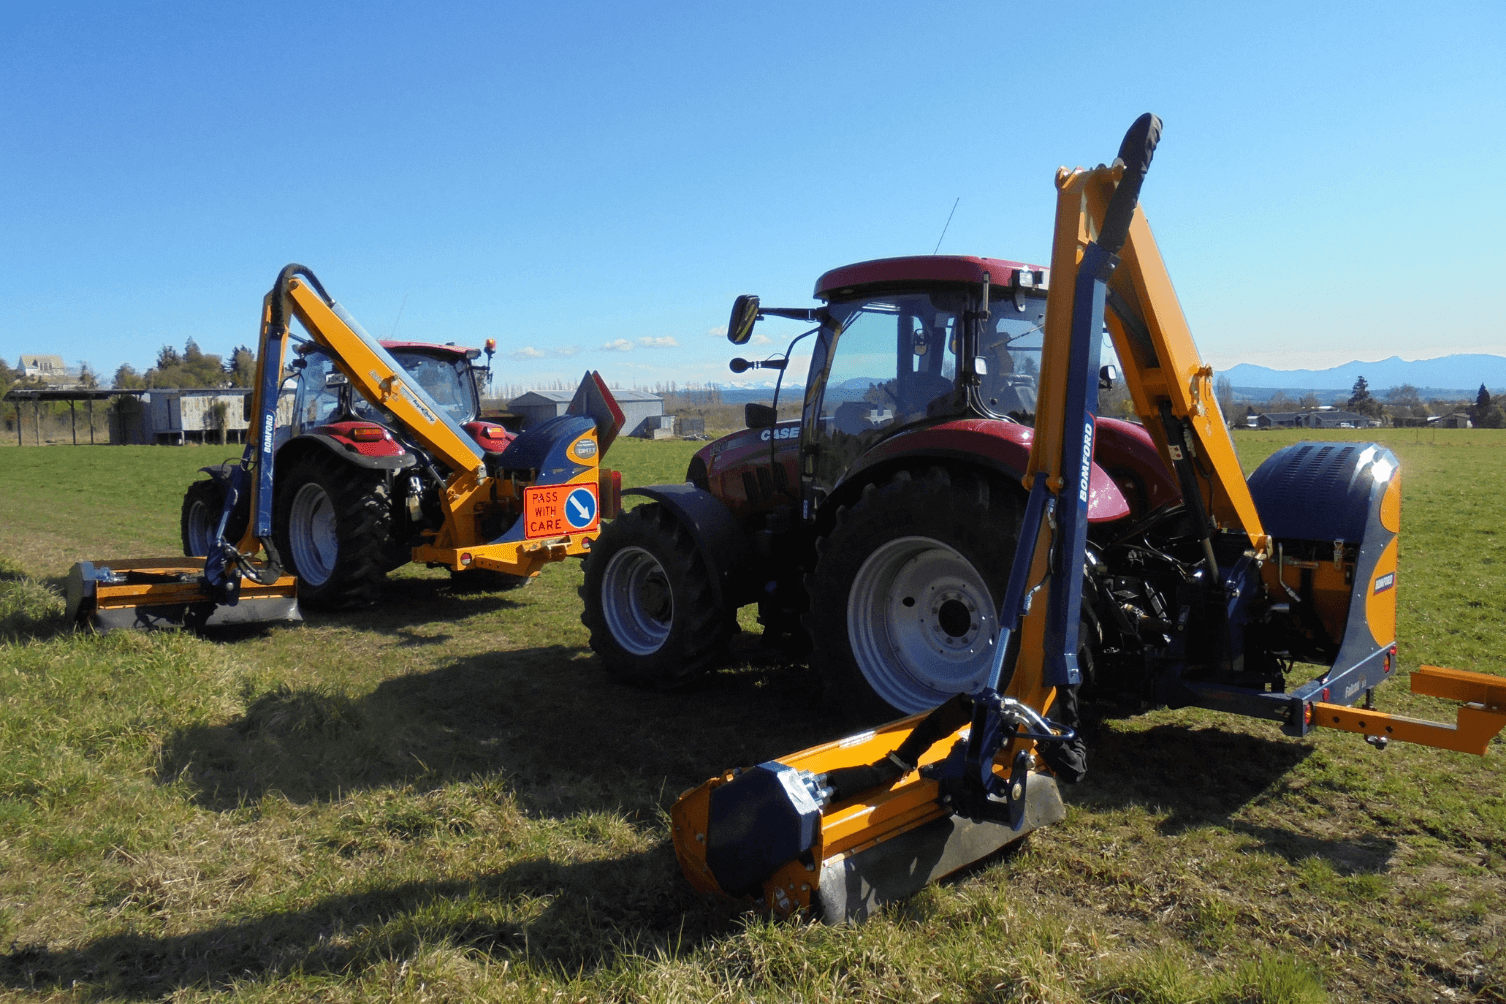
left=815, top=255, right=1046, bottom=300
left=380, top=340, right=479, bottom=360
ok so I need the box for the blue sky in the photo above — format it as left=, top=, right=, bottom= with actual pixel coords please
left=2, top=1, right=1501, bottom=390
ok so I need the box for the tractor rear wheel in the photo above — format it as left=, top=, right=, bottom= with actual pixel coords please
left=804, top=467, right=1023, bottom=722
left=273, top=454, right=392, bottom=608
left=580, top=502, right=735, bottom=686
left=181, top=478, right=249, bottom=557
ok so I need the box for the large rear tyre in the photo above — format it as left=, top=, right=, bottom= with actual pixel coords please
left=804, top=467, right=1023, bottom=722
left=579, top=502, right=735, bottom=687
left=181, top=479, right=249, bottom=557
left=272, top=454, right=392, bottom=608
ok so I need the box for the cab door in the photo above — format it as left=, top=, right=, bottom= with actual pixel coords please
left=799, top=290, right=962, bottom=514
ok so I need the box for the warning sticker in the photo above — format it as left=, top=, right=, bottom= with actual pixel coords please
left=524, top=483, right=600, bottom=539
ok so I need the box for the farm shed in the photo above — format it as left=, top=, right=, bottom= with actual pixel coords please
left=146, top=389, right=254, bottom=444
left=511, top=388, right=665, bottom=436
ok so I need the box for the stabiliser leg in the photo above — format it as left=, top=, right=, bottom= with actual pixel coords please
left=1310, top=665, right=1506, bottom=755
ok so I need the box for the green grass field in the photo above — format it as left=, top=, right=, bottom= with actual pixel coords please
left=0, top=430, right=1502, bottom=1002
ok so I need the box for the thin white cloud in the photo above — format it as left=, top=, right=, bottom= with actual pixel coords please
left=638, top=336, right=679, bottom=348
left=509, top=346, right=546, bottom=360
left=554, top=345, right=580, bottom=357
left=708, top=326, right=727, bottom=337
left=750, top=333, right=772, bottom=346
left=601, top=338, right=634, bottom=352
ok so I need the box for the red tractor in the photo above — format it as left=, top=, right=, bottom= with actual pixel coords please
left=580, top=256, right=1179, bottom=719
left=181, top=338, right=519, bottom=606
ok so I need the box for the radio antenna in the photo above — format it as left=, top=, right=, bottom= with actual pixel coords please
left=932, top=197, right=960, bottom=255
left=390, top=291, right=410, bottom=337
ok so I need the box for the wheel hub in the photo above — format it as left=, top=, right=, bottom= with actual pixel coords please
left=288, top=482, right=338, bottom=587
left=187, top=500, right=215, bottom=556
left=601, top=545, right=674, bottom=656
left=848, top=535, right=998, bottom=714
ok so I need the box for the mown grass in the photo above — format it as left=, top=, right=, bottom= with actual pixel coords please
left=0, top=430, right=1501, bottom=1002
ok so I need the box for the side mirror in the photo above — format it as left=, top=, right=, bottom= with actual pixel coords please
left=745, top=402, right=777, bottom=429
left=728, top=295, right=760, bottom=345
left=1099, top=364, right=1119, bottom=391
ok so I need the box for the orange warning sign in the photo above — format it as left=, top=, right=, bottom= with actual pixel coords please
left=524, top=482, right=600, bottom=539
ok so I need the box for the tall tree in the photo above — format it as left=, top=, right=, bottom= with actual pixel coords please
left=229, top=346, right=257, bottom=387
left=1215, top=375, right=1235, bottom=425
left=113, top=363, right=146, bottom=390
left=1348, top=375, right=1371, bottom=407
left=76, top=362, right=99, bottom=389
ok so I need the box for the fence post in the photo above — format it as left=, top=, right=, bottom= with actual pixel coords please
left=70, top=399, right=77, bottom=445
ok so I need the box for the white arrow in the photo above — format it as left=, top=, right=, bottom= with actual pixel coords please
left=570, top=495, right=592, bottom=521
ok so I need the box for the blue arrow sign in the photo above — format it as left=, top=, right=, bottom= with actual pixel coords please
left=565, top=486, right=598, bottom=529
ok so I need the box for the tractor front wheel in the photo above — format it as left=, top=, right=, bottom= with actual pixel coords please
left=580, top=502, right=735, bottom=687
left=181, top=478, right=249, bottom=557
left=805, top=467, right=1022, bottom=722
left=273, top=454, right=393, bottom=608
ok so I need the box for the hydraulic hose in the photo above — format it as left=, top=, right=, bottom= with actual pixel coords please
left=1097, top=113, right=1162, bottom=256
left=818, top=694, right=975, bottom=804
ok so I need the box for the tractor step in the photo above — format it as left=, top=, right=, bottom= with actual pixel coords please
left=65, top=558, right=301, bottom=632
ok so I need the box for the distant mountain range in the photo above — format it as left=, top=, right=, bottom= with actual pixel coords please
left=1221, top=354, right=1506, bottom=395
left=710, top=355, right=1506, bottom=407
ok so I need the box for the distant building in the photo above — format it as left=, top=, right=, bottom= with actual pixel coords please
left=509, top=388, right=665, bottom=437
left=1255, top=409, right=1377, bottom=429
left=1432, top=413, right=1473, bottom=429
left=109, top=389, right=254, bottom=444
left=18, top=354, right=71, bottom=384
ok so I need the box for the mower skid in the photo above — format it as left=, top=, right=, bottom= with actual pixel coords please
left=65, top=558, right=300, bottom=632
left=816, top=778, right=1063, bottom=924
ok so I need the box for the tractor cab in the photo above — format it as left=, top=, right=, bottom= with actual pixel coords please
left=733, top=256, right=1050, bottom=512
left=294, top=341, right=482, bottom=431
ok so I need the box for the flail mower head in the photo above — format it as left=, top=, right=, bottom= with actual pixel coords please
left=65, top=556, right=299, bottom=632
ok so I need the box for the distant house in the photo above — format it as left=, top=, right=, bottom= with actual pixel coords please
left=18, top=354, right=70, bottom=384
left=510, top=388, right=665, bottom=437
left=1432, top=413, right=1473, bottom=429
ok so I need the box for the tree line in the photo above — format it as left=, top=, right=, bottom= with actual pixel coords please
left=110, top=340, right=256, bottom=390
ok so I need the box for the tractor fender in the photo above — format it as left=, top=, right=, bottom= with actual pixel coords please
left=278, top=434, right=418, bottom=472
left=622, top=483, right=751, bottom=611
left=196, top=460, right=239, bottom=485
left=838, top=418, right=1131, bottom=522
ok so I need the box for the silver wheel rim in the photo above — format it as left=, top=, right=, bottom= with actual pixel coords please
left=847, top=535, right=998, bottom=714
left=601, top=545, right=673, bottom=656
left=288, top=482, right=338, bottom=587
left=187, top=498, right=216, bottom=556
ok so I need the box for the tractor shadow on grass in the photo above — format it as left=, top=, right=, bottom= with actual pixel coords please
left=157, top=632, right=834, bottom=820
left=1063, top=721, right=1396, bottom=874
left=0, top=844, right=746, bottom=999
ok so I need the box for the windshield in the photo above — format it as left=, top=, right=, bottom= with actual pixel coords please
left=975, top=291, right=1047, bottom=420
left=816, top=291, right=961, bottom=436
left=352, top=350, right=478, bottom=425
